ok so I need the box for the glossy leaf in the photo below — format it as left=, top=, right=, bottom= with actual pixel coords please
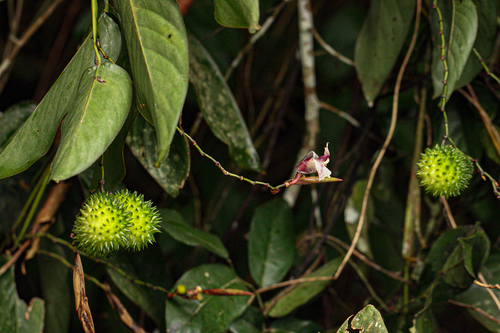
left=337, top=305, right=388, bottom=333
left=267, top=257, right=341, bottom=318
left=159, top=209, right=229, bottom=259
left=188, top=33, right=261, bottom=171
left=459, top=227, right=490, bottom=278
left=107, top=246, right=168, bottom=329
left=0, top=256, right=45, bottom=333
left=213, top=0, right=260, bottom=32
left=354, top=0, right=415, bottom=106
left=248, top=197, right=294, bottom=287
left=90, top=99, right=139, bottom=191
left=113, top=0, right=189, bottom=166
left=166, top=264, right=250, bottom=333
left=455, top=0, right=499, bottom=89
left=0, top=13, right=121, bottom=179
left=454, top=250, right=500, bottom=332
left=431, top=0, right=478, bottom=101
left=51, top=62, right=132, bottom=181
left=126, top=115, right=190, bottom=197
left=0, top=101, right=35, bottom=151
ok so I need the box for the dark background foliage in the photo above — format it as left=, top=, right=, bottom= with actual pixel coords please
left=1, top=0, right=500, bottom=332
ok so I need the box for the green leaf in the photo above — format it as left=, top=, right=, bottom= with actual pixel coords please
left=454, top=250, right=500, bottom=332
left=431, top=0, right=478, bottom=101
left=229, top=306, right=264, bottom=333
left=159, top=209, right=229, bottom=259
left=459, top=227, right=490, bottom=279
left=50, top=63, right=132, bottom=181
left=354, top=0, right=415, bottom=106
left=337, top=305, right=388, bottom=333
left=267, top=257, right=341, bottom=318
left=0, top=256, right=45, bottom=333
left=0, top=101, right=36, bottom=151
left=89, top=99, right=139, bottom=191
left=113, top=0, right=189, bottom=166
left=455, top=0, right=499, bottom=89
left=188, top=33, right=261, bottom=171
left=248, top=197, right=294, bottom=287
left=107, top=246, right=168, bottom=330
left=166, top=264, right=250, bottom=333
left=271, top=317, right=325, bottom=333
left=126, top=115, right=190, bottom=197
left=0, top=13, right=121, bottom=179
left=213, top=0, right=260, bottom=32
left=38, top=241, right=72, bottom=333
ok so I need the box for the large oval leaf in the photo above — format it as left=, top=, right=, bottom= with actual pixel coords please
left=51, top=62, right=132, bottom=181
left=159, top=209, right=229, bottom=259
left=248, top=197, right=294, bottom=287
left=126, top=114, right=190, bottom=197
left=166, top=264, right=250, bottom=333
left=213, top=0, right=260, bottom=32
left=431, top=0, right=478, bottom=101
left=354, top=0, right=415, bottom=106
left=267, top=257, right=341, bottom=318
left=455, top=0, right=498, bottom=89
left=113, top=0, right=189, bottom=166
left=0, top=13, right=121, bottom=179
left=188, top=33, right=261, bottom=171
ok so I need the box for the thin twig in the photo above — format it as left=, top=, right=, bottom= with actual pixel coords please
left=448, top=299, right=500, bottom=326
left=440, top=196, right=457, bottom=229
left=334, top=0, right=422, bottom=280
left=311, top=28, right=354, bottom=66
left=478, top=272, right=500, bottom=313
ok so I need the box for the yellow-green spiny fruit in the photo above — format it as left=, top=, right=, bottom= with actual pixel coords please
left=72, top=192, right=132, bottom=259
left=113, top=190, right=161, bottom=251
left=416, top=144, right=473, bottom=198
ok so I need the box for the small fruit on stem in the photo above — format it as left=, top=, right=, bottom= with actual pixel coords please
left=417, top=145, right=473, bottom=198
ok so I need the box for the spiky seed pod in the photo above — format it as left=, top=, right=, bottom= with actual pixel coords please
left=73, top=192, right=132, bottom=259
left=417, top=145, right=473, bottom=198
left=113, top=190, right=161, bottom=251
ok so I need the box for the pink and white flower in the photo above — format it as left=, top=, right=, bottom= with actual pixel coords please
left=295, top=143, right=332, bottom=180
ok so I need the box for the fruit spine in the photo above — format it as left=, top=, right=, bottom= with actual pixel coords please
left=72, top=190, right=161, bottom=259
left=416, top=145, right=473, bottom=198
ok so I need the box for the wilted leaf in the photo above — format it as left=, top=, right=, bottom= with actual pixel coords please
left=188, top=33, right=261, bottom=171
left=337, top=305, right=388, bottom=333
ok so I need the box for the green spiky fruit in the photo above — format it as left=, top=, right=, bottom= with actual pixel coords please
left=73, top=192, right=132, bottom=259
left=417, top=145, right=473, bottom=198
left=113, top=190, right=161, bottom=251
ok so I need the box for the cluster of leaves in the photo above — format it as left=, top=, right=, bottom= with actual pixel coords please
left=1, top=0, right=500, bottom=332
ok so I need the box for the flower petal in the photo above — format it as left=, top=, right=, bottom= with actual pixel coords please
left=314, top=159, right=332, bottom=180
left=296, top=151, right=319, bottom=174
